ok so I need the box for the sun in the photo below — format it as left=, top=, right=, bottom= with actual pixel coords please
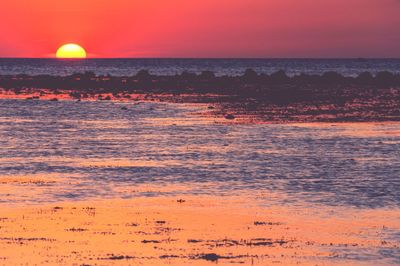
left=56, top=43, right=87, bottom=58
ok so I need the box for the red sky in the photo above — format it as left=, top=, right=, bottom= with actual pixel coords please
left=1, top=0, right=399, bottom=58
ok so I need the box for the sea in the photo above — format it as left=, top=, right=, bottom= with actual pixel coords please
left=0, top=58, right=400, bottom=208
left=0, top=58, right=399, bottom=207
left=0, top=58, right=400, bottom=76
left=0, top=99, right=399, bottom=209
left=1, top=58, right=400, bottom=264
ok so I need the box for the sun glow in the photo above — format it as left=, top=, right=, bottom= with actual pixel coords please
left=56, top=43, right=87, bottom=58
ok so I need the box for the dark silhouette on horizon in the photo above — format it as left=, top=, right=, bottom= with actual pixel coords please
left=1, top=69, right=399, bottom=122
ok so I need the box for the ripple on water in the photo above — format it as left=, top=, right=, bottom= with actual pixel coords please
left=0, top=99, right=399, bottom=208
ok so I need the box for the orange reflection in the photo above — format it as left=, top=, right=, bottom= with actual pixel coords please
left=0, top=197, right=399, bottom=265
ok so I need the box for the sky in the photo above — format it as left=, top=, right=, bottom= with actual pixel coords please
left=0, top=0, right=399, bottom=58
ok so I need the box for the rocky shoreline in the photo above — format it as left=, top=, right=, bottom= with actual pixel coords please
left=1, top=70, right=400, bottom=122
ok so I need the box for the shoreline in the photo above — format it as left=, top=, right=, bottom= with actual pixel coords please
left=1, top=88, right=400, bottom=123
left=1, top=70, right=400, bottom=123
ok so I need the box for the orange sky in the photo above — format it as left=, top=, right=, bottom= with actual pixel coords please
left=0, top=0, right=399, bottom=58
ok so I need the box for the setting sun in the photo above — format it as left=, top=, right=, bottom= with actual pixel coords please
left=56, top=43, right=87, bottom=58
left=1, top=1, right=400, bottom=265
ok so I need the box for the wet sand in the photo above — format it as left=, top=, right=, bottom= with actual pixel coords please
left=1, top=197, right=399, bottom=265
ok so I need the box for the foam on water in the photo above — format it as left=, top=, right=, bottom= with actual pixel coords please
left=1, top=58, right=400, bottom=76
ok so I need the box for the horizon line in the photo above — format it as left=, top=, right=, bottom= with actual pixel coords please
left=0, top=57, right=400, bottom=60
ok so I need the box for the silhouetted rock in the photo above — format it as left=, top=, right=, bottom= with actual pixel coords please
left=1, top=70, right=400, bottom=124
left=224, top=114, right=235, bottom=120
left=270, top=70, right=289, bottom=83
left=243, top=68, right=258, bottom=81
left=322, top=71, right=345, bottom=85
left=69, top=92, right=81, bottom=99
left=293, top=73, right=318, bottom=84
left=376, top=71, right=395, bottom=86
left=83, top=71, right=96, bottom=79
left=200, top=71, right=215, bottom=80
left=357, top=72, right=374, bottom=84
left=180, top=71, right=197, bottom=80
left=136, top=70, right=151, bottom=81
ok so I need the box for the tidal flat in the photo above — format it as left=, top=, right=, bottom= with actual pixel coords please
left=0, top=197, right=399, bottom=265
left=0, top=98, right=399, bottom=265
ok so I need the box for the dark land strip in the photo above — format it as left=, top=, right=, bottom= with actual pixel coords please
left=1, top=69, right=400, bottom=122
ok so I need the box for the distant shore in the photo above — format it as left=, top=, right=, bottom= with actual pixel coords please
left=1, top=70, right=400, bottom=123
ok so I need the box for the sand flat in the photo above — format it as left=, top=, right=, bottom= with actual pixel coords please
left=0, top=197, right=399, bottom=265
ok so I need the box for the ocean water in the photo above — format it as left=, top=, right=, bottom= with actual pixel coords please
left=0, top=99, right=399, bottom=208
left=1, top=60, right=400, bottom=265
left=0, top=58, right=400, bottom=77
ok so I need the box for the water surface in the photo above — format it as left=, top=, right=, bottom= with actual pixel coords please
left=1, top=58, right=400, bottom=76
left=0, top=99, right=399, bottom=208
